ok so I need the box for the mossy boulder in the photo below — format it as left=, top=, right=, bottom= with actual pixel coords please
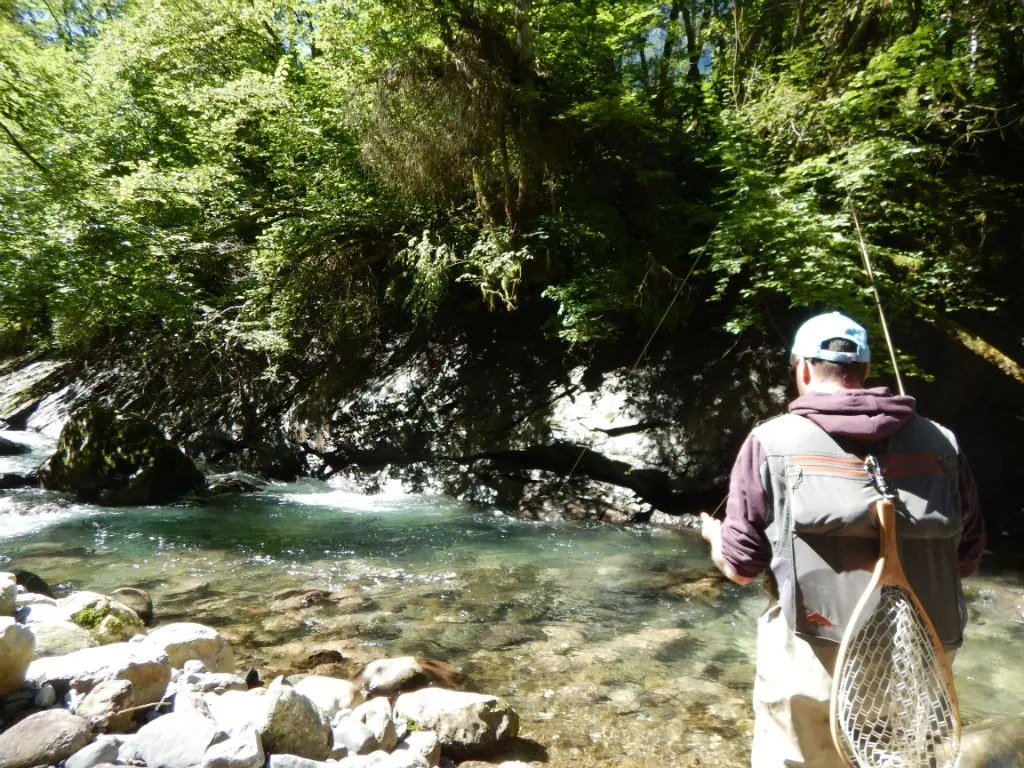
left=38, top=406, right=205, bottom=505
left=58, top=591, right=145, bottom=644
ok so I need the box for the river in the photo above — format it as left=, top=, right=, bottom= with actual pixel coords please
left=1, top=430, right=1021, bottom=767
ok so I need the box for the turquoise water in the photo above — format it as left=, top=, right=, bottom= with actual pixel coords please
left=1, top=431, right=1021, bottom=767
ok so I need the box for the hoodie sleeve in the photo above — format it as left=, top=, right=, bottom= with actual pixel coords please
left=720, top=434, right=772, bottom=578
left=957, top=454, right=985, bottom=577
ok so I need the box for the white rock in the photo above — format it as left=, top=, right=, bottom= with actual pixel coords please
left=33, top=684, right=56, bottom=708
left=332, top=718, right=375, bottom=757
left=15, top=591, right=56, bottom=607
left=393, top=731, right=441, bottom=767
left=0, top=617, right=34, bottom=696
left=27, top=640, right=171, bottom=708
left=293, top=675, right=364, bottom=722
left=65, top=735, right=122, bottom=768
left=72, top=678, right=134, bottom=732
left=204, top=689, right=267, bottom=738
left=266, top=755, right=333, bottom=768
left=202, top=728, right=264, bottom=768
left=117, top=734, right=140, bottom=763
left=174, top=687, right=213, bottom=717
left=178, top=671, right=247, bottom=695
left=57, top=591, right=145, bottom=643
left=383, top=752, right=430, bottom=768
left=27, top=619, right=98, bottom=659
left=183, top=659, right=209, bottom=674
left=145, top=622, right=235, bottom=673
left=133, top=711, right=226, bottom=768
left=349, top=697, right=397, bottom=753
left=15, top=600, right=63, bottom=624
left=0, top=572, right=16, bottom=616
left=333, top=751, right=393, bottom=767
left=393, top=689, right=519, bottom=759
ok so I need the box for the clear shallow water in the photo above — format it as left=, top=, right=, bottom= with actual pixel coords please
left=1, top=431, right=1022, bottom=767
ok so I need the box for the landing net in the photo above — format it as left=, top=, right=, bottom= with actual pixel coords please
left=834, top=585, right=959, bottom=768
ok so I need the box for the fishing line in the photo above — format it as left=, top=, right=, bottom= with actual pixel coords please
left=562, top=254, right=702, bottom=483
left=847, top=197, right=906, bottom=396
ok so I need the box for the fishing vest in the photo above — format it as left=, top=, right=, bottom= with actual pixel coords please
left=754, top=412, right=965, bottom=648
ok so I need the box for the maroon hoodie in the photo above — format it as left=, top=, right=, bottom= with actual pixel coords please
left=720, top=387, right=985, bottom=579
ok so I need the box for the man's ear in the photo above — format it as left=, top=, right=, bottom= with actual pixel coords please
left=797, top=357, right=812, bottom=386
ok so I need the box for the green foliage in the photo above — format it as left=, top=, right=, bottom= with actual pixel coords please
left=0, top=0, right=1021, bottom=378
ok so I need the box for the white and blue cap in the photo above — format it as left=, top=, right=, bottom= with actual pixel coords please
left=792, top=312, right=871, bottom=364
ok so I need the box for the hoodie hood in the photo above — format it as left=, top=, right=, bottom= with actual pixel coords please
left=789, top=386, right=916, bottom=440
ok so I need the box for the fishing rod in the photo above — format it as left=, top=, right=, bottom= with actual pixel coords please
left=847, top=197, right=906, bottom=396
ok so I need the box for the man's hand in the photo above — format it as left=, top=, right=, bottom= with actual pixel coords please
left=699, top=511, right=753, bottom=586
left=700, top=511, right=721, bottom=545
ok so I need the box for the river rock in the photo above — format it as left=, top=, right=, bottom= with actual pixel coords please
left=111, top=587, right=155, bottom=626
left=349, top=697, right=398, bottom=753
left=145, top=622, right=235, bottom=672
left=393, top=731, right=441, bottom=767
left=961, top=716, right=1024, bottom=768
left=176, top=670, right=248, bottom=696
left=207, top=471, right=269, bottom=495
left=27, top=640, right=171, bottom=707
left=0, top=572, right=16, bottom=616
left=202, top=728, right=265, bottom=768
left=66, top=736, right=122, bottom=768
left=58, top=590, right=145, bottom=643
left=15, top=596, right=63, bottom=625
left=13, top=569, right=54, bottom=597
left=258, top=680, right=333, bottom=760
left=37, top=405, right=206, bottom=505
left=203, top=689, right=266, bottom=737
left=293, top=675, right=364, bottom=722
left=394, top=689, right=518, bottom=759
left=0, top=435, right=29, bottom=455
left=0, top=708, right=92, bottom=768
left=73, top=678, right=134, bottom=731
left=27, top=619, right=99, bottom=658
left=352, top=657, right=475, bottom=697
left=0, top=617, right=34, bottom=695
left=266, top=756, right=334, bottom=768
left=132, top=711, right=227, bottom=768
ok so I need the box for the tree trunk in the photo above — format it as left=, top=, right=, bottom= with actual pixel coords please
left=654, top=0, right=683, bottom=116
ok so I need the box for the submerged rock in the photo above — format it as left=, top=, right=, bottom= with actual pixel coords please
left=961, top=716, right=1024, bottom=768
left=38, top=405, right=205, bottom=505
left=0, top=435, right=30, bottom=455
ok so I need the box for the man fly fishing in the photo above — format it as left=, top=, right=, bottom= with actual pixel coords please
left=699, top=311, right=986, bottom=767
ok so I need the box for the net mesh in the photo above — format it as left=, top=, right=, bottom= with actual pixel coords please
left=835, top=584, right=959, bottom=768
